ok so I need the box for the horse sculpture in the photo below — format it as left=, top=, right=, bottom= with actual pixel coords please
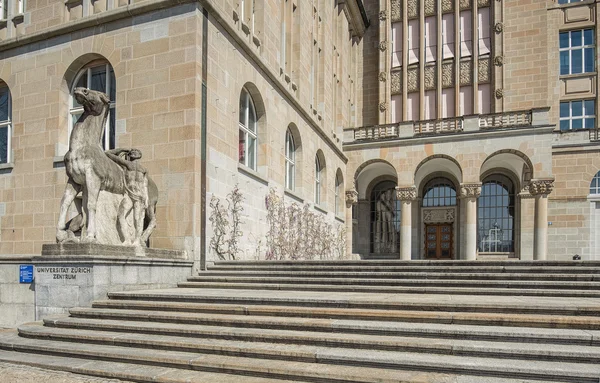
left=56, top=87, right=157, bottom=245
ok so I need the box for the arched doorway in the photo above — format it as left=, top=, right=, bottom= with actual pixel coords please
left=370, top=180, right=401, bottom=255
left=421, top=178, right=457, bottom=259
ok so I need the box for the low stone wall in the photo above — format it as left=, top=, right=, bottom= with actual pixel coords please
left=0, top=257, right=36, bottom=328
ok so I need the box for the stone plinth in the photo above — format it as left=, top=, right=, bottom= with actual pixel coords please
left=41, top=243, right=187, bottom=259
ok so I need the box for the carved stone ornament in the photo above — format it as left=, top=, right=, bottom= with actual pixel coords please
left=407, top=0, right=418, bottom=18
left=379, top=102, right=387, bottom=112
left=442, top=62, right=454, bottom=88
left=424, top=0, right=436, bottom=16
left=345, top=189, right=358, bottom=206
left=495, top=88, right=504, bottom=99
left=442, top=0, right=453, bottom=13
left=56, top=88, right=157, bottom=248
left=494, top=55, right=504, bottom=66
left=379, top=10, right=388, bottom=21
left=379, top=71, right=387, bottom=82
left=478, top=58, right=490, bottom=83
left=478, top=0, right=490, bottom=6
left=407, top=67, right=419, bottom=92
left=423, top=208, right=455, bottom=224
left=424, top=66, right=436, bottom=90
left=391, top=0, right=402, bottom=22
left=460, top=183, right=482, bottom=198
left=495, top=22, right=504, bottom=33
left=460, top=60, right=472, bottom=86
left=379, top=40, right=388, bottom=52
left=528, top=180, right=555, bottom=196
left=391, top=70, right=402, bottom=95
left=396, top=186, right=417, bottom=201
left=459, top=0, right=471, bottom=10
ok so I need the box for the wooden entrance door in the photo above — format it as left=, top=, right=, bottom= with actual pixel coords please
left=425, top=224, right=453, bottom=259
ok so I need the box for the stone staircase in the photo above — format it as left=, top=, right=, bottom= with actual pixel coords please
left=1, top=260, right=600, bottom=382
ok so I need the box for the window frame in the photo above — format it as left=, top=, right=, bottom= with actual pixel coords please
left=0, top=84, right=11, bottom=164
left=335, top=172, right=342, bottom=216
left=590, top=171, right=600, bottom=195
left=314, top=155, right=321, bottom=205
left=238, top=87, right=258, bottom=170
left=285, top=128, right=295, bottom=191
left=560, top=99, right=595, bottom=131
left=477, top=175, right=515, bottom=254
left=69, top=62, right=116, bottom=150
left=559, top=28, right=595, bottom=76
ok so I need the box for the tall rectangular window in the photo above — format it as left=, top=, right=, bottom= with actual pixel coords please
left=560, top=99, right=595, bottom=130
left=391, top=94, right=402, bottom=123
left=406, top=92, right=419, bottom=121
left=0, top=0, right=6, bottom=19
left=478, top=84, right=491, bottom=114
left=459, top=11, right=472, bottom=57
left=478, top=8, right=490, bottom=55
left=560, top=29, right=595, bottom=75
left=424, top=17, right=437, bottom=62
left=424, top=90, right=436, bottom=120
left=558, top=0, right=583, bottom=3
left=442, top=14, right=455, bottom=59
left=442, top=88, right=454, bottom=118
left=391, top=22, right=402, bottom=67
left=459, top=86, right=473, bottom=115
left=408, top=20, right=419, bottom=64
left=0, top=85, right=10, bottom=164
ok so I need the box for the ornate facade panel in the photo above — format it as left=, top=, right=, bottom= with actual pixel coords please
left=407, top=67, right=419, bottom=92
left=423, top=208, right=456, bottom=224
left=528, top=180, right=555, bottom=196
left=424, top=65, right=436, bottom=90
left=391, top=70, right=402, bottom=95
left=407, top=0, right=418, bottom=19
left=459, top=60, right=472, bottom=86
left=478, top=57, right=490, bottom=83
left=442, top=0, right=453, bottom=13
left=345, top=190, right=358, bottom=206
left=442, top=62, right=454, bottom=88
left=396, top=186, right=417, bottom=201
left=459, top=0, right=471, bottom=10
left=424, top=0, right=436, bottom=16
left=477, top=0, right=490, bottom=7
left=391, top=0, right=402, bottom=22
left=460, top=183, right=482, bottom=198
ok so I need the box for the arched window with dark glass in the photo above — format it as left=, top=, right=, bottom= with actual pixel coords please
left=285, top=128, right=295, bottom=190
left=590, top=171, right=600, bottom=195
left=70, top=62, right=116, bottom=150
left=422, top=178, right=457, bottom=207
left=239, top=87, right=257, bottom=169
left=314, top=155, right=322, bottom=204
left=478, top=175, right=515, bottom=253
left=370, top=181, right=400, bottom=254
left=0, top=83, right=11, bottom=164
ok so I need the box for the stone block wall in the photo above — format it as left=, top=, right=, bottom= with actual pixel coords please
left=0, top=258, right=36, bottom=328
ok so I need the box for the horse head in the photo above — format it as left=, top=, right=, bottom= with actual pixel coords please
left=73, top=87, right=110, bottom=116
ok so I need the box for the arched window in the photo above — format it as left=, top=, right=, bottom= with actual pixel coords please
left=370, top=180, right=400, bottom=253
left=478, top=175, right=515, bottom=253
left=335, top=171, right=343, bottom=216
left=422, top=178, right=457, bottom=207
left=591, top=171, right=600, bottom=194
left=0, top=84, right=11, bottom=164
left=239, top=87, right=257, bottom=169
left=70, top=62, right=116, bottom=149
left=285, top=128, right=295, bottom=190
left=314, top=155, right=322, bottom=204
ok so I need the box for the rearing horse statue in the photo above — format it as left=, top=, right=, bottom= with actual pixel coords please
left=56, top=88, right=157, bottom=245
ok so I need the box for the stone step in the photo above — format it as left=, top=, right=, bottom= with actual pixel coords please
left=3, top=328, right=600, bottom=382
left=67, top=307, right=600, bottom=330
left=208, top=265, right=600, bottom=274
left=187, top=276, right=600, bottom=286
left=176, top=281, right=600, bottom=297
left=92, top=298, right=600, bottom=317
left=44, top=315, right=600, bottom=348
left=211, top=260, right=600, bottom=267
left=0, top=346, right=294, bottom=383
left=196, top=271, right=600, bottom=280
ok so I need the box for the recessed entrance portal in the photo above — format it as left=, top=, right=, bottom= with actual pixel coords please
left=425, top=224, right=453, bottom=259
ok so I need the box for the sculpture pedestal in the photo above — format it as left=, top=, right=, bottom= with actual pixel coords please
left=31, top=244, right=192, bottom=321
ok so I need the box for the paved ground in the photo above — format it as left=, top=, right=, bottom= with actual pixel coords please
left=0, top=362, right=131, bottom=383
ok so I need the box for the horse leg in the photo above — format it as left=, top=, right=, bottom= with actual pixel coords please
left=82, top=175, right=101, bottom=243
left=57, top=179, right=81, bottom=243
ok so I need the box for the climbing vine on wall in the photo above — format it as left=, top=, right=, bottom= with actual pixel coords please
left=208, top=185, right=244, bottom=260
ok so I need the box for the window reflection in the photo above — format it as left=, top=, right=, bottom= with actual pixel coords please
left=370, top=181, right=401, bottom=254
left=422, top=178, right=457, bottom=207
left=478, top=175, right=515, bottom=253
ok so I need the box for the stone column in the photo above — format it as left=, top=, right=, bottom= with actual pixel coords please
left=344, top=189, right=358, bottom=258
left=396, top=186, right=417, bottom=260
left=460, top=183, right=481, bottom=261
left=529, top=180, right=554, bottom=261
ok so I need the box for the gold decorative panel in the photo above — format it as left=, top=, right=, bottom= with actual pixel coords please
left=407, top=67, right=419, bottom=92
left=442, top=62, right=454, bottom=88
left=391, top=70, right=402, bottom=95
left=407, top=0, right=418, bottom=19
left=424, top=65, right=436, bottom=90
left=478, top=57, right=490, bottom=83
left=391, top=0, right=402, bottom=22
left=460, top=60, right=472, bottom=86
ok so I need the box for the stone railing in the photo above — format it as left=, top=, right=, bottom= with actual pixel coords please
left=478, top=110, right=532, bottom=129
left=352, top=123, right=399, bottom=140
left=414, top=117, right=463, bottom=135
left=344, top=108, right=548, bottom=144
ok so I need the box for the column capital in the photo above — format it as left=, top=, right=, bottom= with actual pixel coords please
left=395, top=186, right=417, bottom=201
left=528, top=179, right=554, bottom=196
left=345, top=190, right=358, bottom=207
left=459, top=183, right=482, bottom=199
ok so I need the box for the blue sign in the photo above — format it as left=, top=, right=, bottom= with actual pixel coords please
left=19, top=265, right=33, bottom=283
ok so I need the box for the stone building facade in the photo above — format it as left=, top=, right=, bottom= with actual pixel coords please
left=0, top=0, right=598, bottom=264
